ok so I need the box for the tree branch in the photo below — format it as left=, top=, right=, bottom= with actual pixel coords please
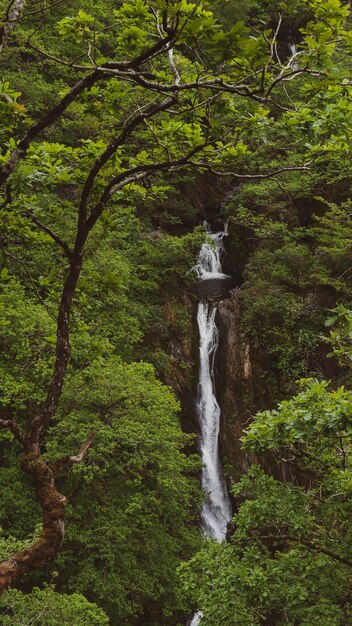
left=261, top=534, right=352, bottom=568
left=0, top=453, right=67, bottom=593
left=12, top=0, right=65, bottom=21
left=0, top=0, right=26, bottom=56
left=50, top=431, right=97, bottom=473
left=0, top=29, right=179, bottom=189
left=78, top=93, right=178, bottom=224
left=0, top=41, right=320, bottom=191
left=200, top=163, right=312, bottom=179
left=25, top=211, right=73, bottom=259
left=25, top=92, right=185, bottom=447
left=0, top=418, right=25, bottom=445
left=25, top=246, right=85, bottom=447
left=0, top=69, right=103, bottom=188
left=84, top=140, right=215, bottom=232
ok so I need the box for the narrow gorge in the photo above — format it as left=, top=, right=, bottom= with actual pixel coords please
left=194, top=223, right=232, bottom=542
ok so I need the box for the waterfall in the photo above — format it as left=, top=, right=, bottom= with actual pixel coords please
left=288, top=42, right=297, bottom=57
left=190, top=223, right=232, bottom=626
left=197, top=297, right=232, bottom=540
left=288, top=42, right=299, bottom=70
left=196, top=223, right=232, bottom=540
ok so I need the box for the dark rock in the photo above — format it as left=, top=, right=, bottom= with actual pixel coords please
left=215, top=293, right=318, bottom=488
left=215, top=295, right=256, bottom=483
left=195, top=277, right=236, bottom=302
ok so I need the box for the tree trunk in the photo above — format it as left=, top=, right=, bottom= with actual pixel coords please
left=0, top=0, right=26, bottom=55
left=0, top=452, right=66, bottom=593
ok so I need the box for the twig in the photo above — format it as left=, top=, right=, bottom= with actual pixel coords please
left=25, top=211, right=73, bottom=259
left=196, top=163, right=312, bottom=180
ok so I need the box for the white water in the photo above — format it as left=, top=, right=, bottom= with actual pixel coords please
left=288, top=42, right=299, bottom=71
left=197, top=295, right=232, bottom=541
left=190, top=224, right=232, bottom=626
left=288, top=42, right=296, bottom=56
left=191, top=612, right=202, bottom=626
left=194, top=224, right=229, bottom=283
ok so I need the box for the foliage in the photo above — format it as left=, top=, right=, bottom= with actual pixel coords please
left=0, top=586, right=109, bottom=625
left=0, top=357, right=201, bottom=624
left=223, top=158, right=352, bottom=395
left=48, top=360, right=200, bottom=623
left=0, top=279, right=55, bottom=412
left=181, top=377, right=352, bottom=624
left=1, top=0, right=352, bottom=622
left=243, top=377, right=352, bottom=456
left=325, top=304, right=352, bottom=367
left=240, top=242, right=323, bottom=388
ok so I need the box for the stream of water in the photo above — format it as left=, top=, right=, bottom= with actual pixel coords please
left=190, top=224, right=232, bottom=625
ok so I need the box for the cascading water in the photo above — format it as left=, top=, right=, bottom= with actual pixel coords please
left=288, top=42, right=299, bottom=70
left=194, top=225, right=232, bottom=540
left=190, top=223, right=232, bottom=626
left=288, top=42, right=297, bottom=57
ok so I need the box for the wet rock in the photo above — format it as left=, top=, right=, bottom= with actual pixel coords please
left=195, top=277, right=236, bottom=302
left=215, top=294, right=256, bottom=483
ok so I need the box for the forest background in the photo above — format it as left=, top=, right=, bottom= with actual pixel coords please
left=1, top=0, right=352, bottom=624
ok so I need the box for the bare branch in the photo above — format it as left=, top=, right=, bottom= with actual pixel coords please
left=271, top=15, right=283, bottom=65
left=25, top=211, right=73, bottom=259
left=265, top=64, right=324, bottom=97
left=196, top=163, right=312, bottom=180
left=51, top=430, right=97, bottom=473
left=152, top=7, right=180, bottom=85
left=98, top=70, right=294, bottom=111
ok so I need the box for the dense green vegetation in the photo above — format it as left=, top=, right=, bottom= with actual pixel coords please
left=1, top=0, right=352, bottom=624
left=182, top=372, right=352, bottom=624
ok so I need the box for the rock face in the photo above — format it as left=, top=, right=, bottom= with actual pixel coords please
left=161, top=291, right=201, bottom=438
left=215, top=294, right=257, bottom=483
left=216, top=293, right=298, bottom=485
left=196, top=277, right=235, bottom=302
left=215, top=294, right=291, bottom=487
left=214, top=291, right=335, bottom=486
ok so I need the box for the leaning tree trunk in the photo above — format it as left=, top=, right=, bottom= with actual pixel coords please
left=0, top=452, right=67, bottom=593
